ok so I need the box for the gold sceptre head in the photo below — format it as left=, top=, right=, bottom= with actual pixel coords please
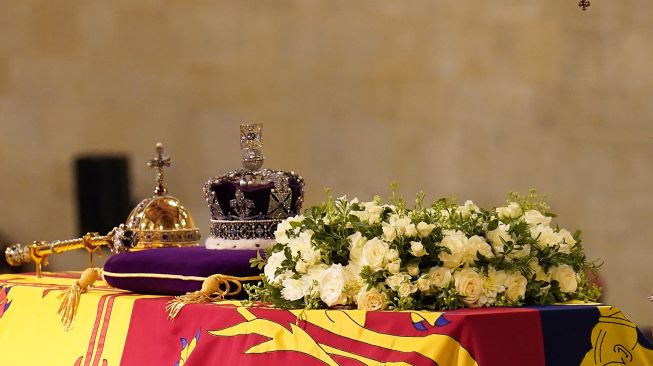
left=5, top=225, right=138, bottom=277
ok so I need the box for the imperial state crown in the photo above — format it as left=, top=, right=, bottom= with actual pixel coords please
left=203, top=124, right=304, bottom=249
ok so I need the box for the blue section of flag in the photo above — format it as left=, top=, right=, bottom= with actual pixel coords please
left=533, top=305, right=599, bottom=366
left=180, top=338, right=188, bottom=349
left=3, top=300, right=9, bottom=312
left=412, top=321, right=427, bottom=331
left=435, top=314, right=451, bottom=327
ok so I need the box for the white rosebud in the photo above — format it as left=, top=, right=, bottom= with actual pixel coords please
left=362, top=238, right=389, bottom=270
left=558, top=229, right=577, bottom=254
left=496, top=202, right=522, bottom=220
left=397, top=282, right=417, bottom=298
left=348, top=231, right=368, bottom=263
left=318, top=264, right=348, bottom=306
left=385, top=273, right=409, bottom=291
left=428, top=266, right=452, bottom=288
left=407, top=262, right=420, bottom=277
left=524, top=210, right=552, bottom=226
left=454, top=268, right=483, bottom=306
left=487, top=224, right=511, bottom=254
left=356, top=288, right=387, bottom=311
left=504, top=272, right=528, bottom=301
left=551, top=265, right=578, bottom=293
left=409, top=241, right=427, bottom=257
left=404, top=224, right=418, bottom=238
left=387, top=249, right=400, bottom=261
left=295, top=260, right=308, bottom=273
left=417, top=222, right=436, bottom=238
left=438, top=231, right=467, bottom=269
left=417, top=276, right=431, bottom=292
left=382, top=223, right=397, bottom=242
left=387, top=260, right=401, bottom=274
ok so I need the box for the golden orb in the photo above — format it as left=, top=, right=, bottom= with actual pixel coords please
left=126, top=195, right=200, bottom=250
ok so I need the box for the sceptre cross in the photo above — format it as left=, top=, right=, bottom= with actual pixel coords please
left=148, top=142, right=171, bottom=196
left=578, top=0, right=590, bottom=10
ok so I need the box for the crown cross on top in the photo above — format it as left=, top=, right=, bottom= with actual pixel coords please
left=240, top=124, right=265, bottom=171
left=148, top=142, right=171, bottom=196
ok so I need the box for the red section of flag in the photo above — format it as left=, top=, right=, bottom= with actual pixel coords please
left=121, top=299, right=545, bottom=366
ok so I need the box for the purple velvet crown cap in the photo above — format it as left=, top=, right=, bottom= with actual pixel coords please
left=208, top=177, right=303, bottom=219
left=103, top=247, right=261, bottom=296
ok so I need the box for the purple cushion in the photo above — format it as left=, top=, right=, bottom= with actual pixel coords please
left=103, top=247, right=261, bottom=296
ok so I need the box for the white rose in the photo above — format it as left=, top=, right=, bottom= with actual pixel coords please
left=404, top=224, right=418, bottom=238
left=529, top=260, right=551, bottom=282
left=362, top=238, right=389, bottom=270
left=409, top=241, right=427, bottom=257
left=382, top=223, right=397, bottom=242
left=318, top=264, right=347, bottom=306
left=264, top=251, right=287, bottom=284
left=487, top=224, right=511, bottom=254
left=524, top=210, right=551, bottom=226
left=387, top=260, right=401, bottom=274
left=496, top=202, right=522, bottom=220
left=351, top=210, right=370, bottom=224
left=454, top=268, right=483, bottom=306
left=393, top=216, right=412, bottom=236
left=504, top=272, right=528, bottom=301
left=407, top=262, right=420, bottom=277
left=385, top=273, right=409, bottom=291
left=417, top=222, right=436, bottom=238
left=530, top=225, right=559, bottom=248
left=281, top=278, right=306, bottom=301
left=551, top=265, right=578, bottom=293
left=455, top=200, right=479, bottom=218
left=356, top=288, right=387, bottom=311
left=558, top=229, right=577, bottom=254
left=397, top=282, right=417, bottom=298
left=387, top=249, right=399, bottom=262
left=295, top=260, right=308, bottom=273
left=348, top=231, right=368, bottom=263
left=463, top=235, right=493, bottom=266
left=439, top=231, right=467, bottom=269
left=428, top=266, right=452, bottom=288
left=417, top=276, right=431, bottom=292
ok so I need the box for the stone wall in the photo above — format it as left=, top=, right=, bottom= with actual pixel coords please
left=1, top=1, right=652, bottom=325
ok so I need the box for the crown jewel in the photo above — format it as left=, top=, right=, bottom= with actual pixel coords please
left=204, top=124, right=305, bottom=248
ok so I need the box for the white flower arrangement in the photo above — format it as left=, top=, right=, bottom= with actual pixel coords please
left=247, top=189, right=601, bottom=311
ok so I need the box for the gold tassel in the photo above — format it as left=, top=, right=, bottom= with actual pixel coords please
left=58, top=267, right=101, bottom=331
left=165, top=274, right=260, bottom=320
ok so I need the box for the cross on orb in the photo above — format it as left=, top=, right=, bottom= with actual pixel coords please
left=148, top=142, right=171, bottom=196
